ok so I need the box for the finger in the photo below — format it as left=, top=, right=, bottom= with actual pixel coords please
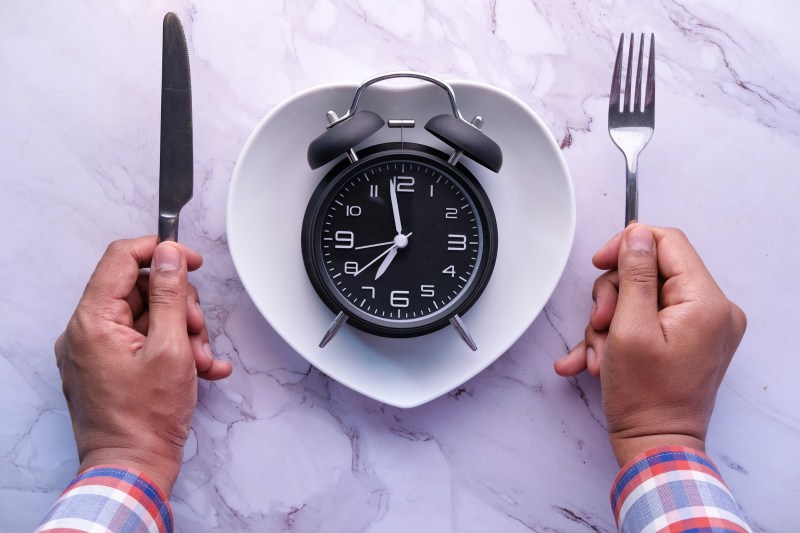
left=592, top=231, right=623, bottom=270
left=132, top=289, right=205, bottom=337
left=133, top=310, right=149, bottom=336
left=147, top=242, right=189, bottom=339
left=124, top=271, right=150, bottom=321
left=584, top=326, right=608, bottom=377
left=593, top=227, right=716, bottom=279
left=186, top=285, right=205, bottom=335
left=190, top=331, right=213, bottom=372
left=190, top=336, right=233, bottom=381
left=654, top=228, right=722, bottom=309
left=84, top=237, right=159, bottom=301
left=613, top=224, right=661, bottom=335
left=200, top=359, right=234, bottom=381
left=652, top=228, right=717, bottom=284
left=590, top=270, right=619, bottom=331
left=84, top=237, right=203, bottom=302
left=554, top=341, right=588, bottom=377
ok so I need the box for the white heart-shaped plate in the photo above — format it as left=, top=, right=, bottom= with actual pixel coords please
left=228, top=79, right=575, bottom=408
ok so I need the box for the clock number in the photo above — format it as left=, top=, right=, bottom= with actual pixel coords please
left=421, top=285, right=435, bottom=298
left=346, top=205, right=362, bottom=217
left=445, top=207, right=458, bottom=219
left=442, top=265, right=456, bottom=277
left=390, top=290, right=410, bottom=308
left=396, top=176, right=415, bottom=193
left=447, top=234, right=467, bottom=251
left=344, top=262, right=358, bottom=275
left=369, top=184, right=379, bottom=197
left=335, top=231, right=354, bottom=249
left=361, top=286, right=375, bottom=298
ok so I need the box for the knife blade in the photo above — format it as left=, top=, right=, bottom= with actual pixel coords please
left=158, top=12, right=193, bottom=242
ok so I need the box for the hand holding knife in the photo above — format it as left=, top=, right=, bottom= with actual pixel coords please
left=158, top=12, right=193, bottom=242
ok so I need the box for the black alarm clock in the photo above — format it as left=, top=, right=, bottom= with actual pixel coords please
left=301, top=72, right=502, bottom=350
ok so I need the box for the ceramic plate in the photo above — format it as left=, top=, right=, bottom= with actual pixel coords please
left=227, top=80, right=574, bottom=408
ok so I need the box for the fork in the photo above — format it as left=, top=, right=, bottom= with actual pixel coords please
left=608, top=33, right=655, bottom=226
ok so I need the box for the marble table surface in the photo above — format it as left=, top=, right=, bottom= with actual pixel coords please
left=2, top=1, right=798, bottom=531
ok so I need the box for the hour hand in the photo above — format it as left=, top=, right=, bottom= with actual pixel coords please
left=374, top=247, right=397, bottom=280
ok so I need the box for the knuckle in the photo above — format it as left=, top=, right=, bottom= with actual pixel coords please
left=105, top=239, right=129, bottom=258
left=610, top=321, right=651, bottom=352
left=147, top=336, right=193, bottom=366
left=622, top=259, right=657, bottom=285
left=730, top=301, right=747, bottom=332
left=609, top=331, right=640, bottom=355
left=149, top=280, right=183, bottom=307
left=664, top=227, right=687, bottom=240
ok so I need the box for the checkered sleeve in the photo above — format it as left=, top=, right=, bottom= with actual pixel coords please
left=611, top=446, right=751, bottom=533
left=35, top=465, right=173, bottom=533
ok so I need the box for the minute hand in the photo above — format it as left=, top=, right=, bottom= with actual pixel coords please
left=390, top=177, right=402, bottom=234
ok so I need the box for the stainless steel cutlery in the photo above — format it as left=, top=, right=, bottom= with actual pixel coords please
left=158, top=13, right=193, bottom=243
left=608, top=33, right=655, bottom=226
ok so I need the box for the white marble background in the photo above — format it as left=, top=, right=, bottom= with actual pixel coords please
left=1, top=1, right=798, bottom=531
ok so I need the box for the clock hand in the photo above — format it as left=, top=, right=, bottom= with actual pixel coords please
left=354, top=244, right=395, bottom=277
left=373, top=231, right=412, bottom=280
left=353, top=232, right=413, bottom=277
left=355, top=240, right=395, bottom=250
left=374, top=247, right=397, bottom=280
left=390, top=177, right=403, bottom=234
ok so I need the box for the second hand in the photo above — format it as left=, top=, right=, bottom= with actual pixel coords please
left=353, top=232, right=413, bottom=276
left=355, top=240, right=395, bottom=250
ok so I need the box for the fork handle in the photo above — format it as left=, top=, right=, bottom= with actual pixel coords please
left=625, top=155, right=639, bottom=226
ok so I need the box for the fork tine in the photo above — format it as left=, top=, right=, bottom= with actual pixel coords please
left=645, top=33, right=655, bottom=109
left=634, top=34, right=644, bottom=111
left=624, top=33, right=634, bottom=111
left=609, top=33, right=624, bottom=111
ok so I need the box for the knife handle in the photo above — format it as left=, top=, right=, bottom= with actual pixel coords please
left=158, top=213, right=179, bottom=242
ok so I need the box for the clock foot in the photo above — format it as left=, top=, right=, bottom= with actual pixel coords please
left=319, top=311, right=349, bottom=348
left=449, top=315, right=477, bottom=351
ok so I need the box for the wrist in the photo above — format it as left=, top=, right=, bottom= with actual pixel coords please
left=609, top=433, right=705, bottom=467
left=79, top=447, right=180, bottom=498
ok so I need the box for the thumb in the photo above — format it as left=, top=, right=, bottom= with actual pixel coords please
left=614, top=224, right=660, bottom=332
left=148, top=242, right=188, bottom=338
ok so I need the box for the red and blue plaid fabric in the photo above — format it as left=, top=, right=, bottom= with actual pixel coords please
left=611, top=446, right=751, bottom=532
left=36, top=465, right=172, bottom=533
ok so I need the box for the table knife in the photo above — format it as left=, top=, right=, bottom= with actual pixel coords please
left=158, top=12, right=193, bottom=242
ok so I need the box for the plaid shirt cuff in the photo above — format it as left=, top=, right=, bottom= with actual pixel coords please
left=611, top=446, right=751, bottom=532
left=36, top=464, right=173, bottom=533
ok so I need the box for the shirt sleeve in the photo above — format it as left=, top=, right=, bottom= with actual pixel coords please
left=610, top=445, right=751, bottom=533
left=36, top=464, right=173, bottom=533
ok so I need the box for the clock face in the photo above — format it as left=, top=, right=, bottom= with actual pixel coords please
left=302, top=144, right=497, bottom=337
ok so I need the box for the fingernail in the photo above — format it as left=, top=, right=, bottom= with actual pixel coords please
left=587, top=346, right=596, bottom=368
left=202, top=343, right=214, bottom=363
left=556, top=352, right=571, bottom=364
left=626, top=225, right=654, bottom=252
left=154, top=243, right=181, bottom=272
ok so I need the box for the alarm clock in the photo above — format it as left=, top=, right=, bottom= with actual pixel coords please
left=301, top=72, right=503, bottom=350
